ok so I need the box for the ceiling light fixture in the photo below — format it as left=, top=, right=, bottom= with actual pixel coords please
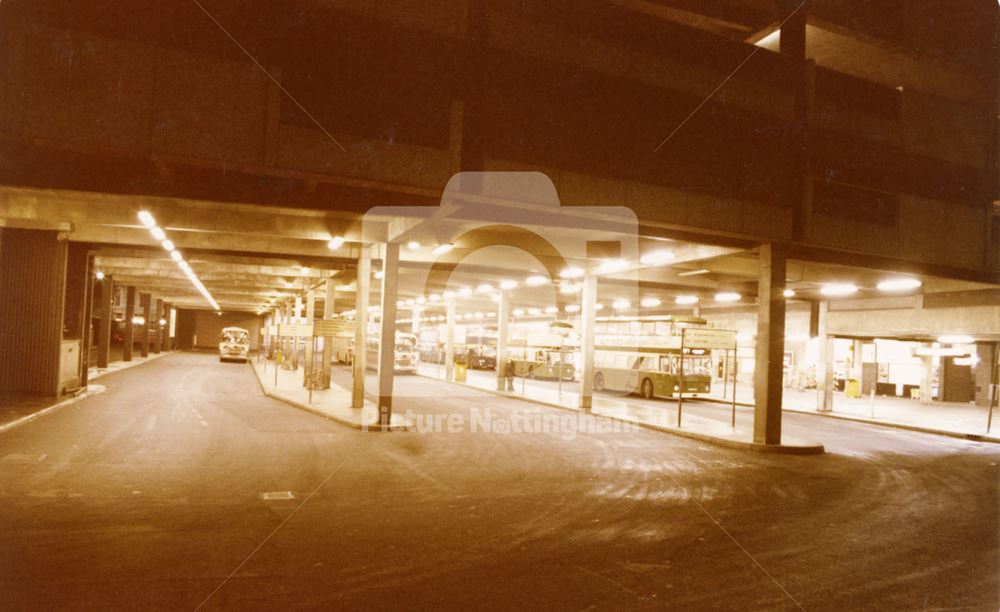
left=675, top=295, right=698, bottom=305
left=525, top=275, right=548, bottom=286
left=432, top=243, right=454, bottom=255
left=783, top=289, right=796, bottom=298
left=137, top=211, right=218, bottom=310
left=406, top=241, right=420, bottom=250
left=678, top=268, right=710, bottom=277
left=499, top=280, right=518, bottom=290
left=877, top=278, right=922, bottom=292
left=715, top=292, right=741, bottom=303
left=640, top=250, right=675, bottom=266
left=559, top=267, right=584, bottom=279
left=820, top=283, right=858, bottom=297
left=328, top=236, right=345, bottom=250
left=938, top=334, right=974, bottom=344
left=640, top=297, right=661, bottom=308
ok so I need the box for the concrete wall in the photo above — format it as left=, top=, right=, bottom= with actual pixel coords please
left=1, top=8, right=993, bottom=278
left=192, top=311, right=262, bottom=351
left=0, top=228, right=68, bottom=396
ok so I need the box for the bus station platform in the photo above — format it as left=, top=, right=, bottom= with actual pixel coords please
left=250, top=358, right=409, bottom=431
left=416, top=363, right=825, bottom=454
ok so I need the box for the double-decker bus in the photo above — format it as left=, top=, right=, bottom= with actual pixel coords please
left=332, top=331, right=419, bottom=373
left=366, top=331, right=419, bottom=373
left=466, top=331, right=497, bottom=370
left=592, top=316, right=713, bottom=399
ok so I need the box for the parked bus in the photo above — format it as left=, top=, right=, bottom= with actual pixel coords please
left=218, top=327, right=250, bottom=362
left=593, top=346, right=712, bottom=399
left=331, top=332, right=419, bottom=373
left=466, top=332, right=497, bottom=370
left=592, top=315, right=713, bottom=399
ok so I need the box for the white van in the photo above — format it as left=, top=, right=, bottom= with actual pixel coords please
left=219, top=327, right=250, bottom=362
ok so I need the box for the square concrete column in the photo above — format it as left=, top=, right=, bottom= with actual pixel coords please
left=303, top=289, right=315, bottom=386
left=376, top=242, right=400, bottom=424
left=579, top=273, right=597, bottom=412
left=495, top=290, right=510, bottom=391
left=139, top=293, right=151, bottom=357
left=0, top=228, right=69, bottom=397
left=919, top=350, right=934, bottom=405
left=123, top=286, right=136, bottom=362
left=152, top=298, right=163, bottom=353
left=96, top=275, right=114, bottom=368
left=411, top=305, right=421, bottom=335
left=815, top=301, right=834, bottom=412
left=975, top=343, right=997, bottom=408
left=320, top=277, right=336, bottom=388
left=445, top=299, right=456, bottom=380
left=292, top=294, right=303, bottom=369
left=352, top=246, right=371, bottom=409
left=164, top=304, right=173, bottom=350
left=753, top=243, right=787, bottom=445
left=80, top=254, right=96, bottom=387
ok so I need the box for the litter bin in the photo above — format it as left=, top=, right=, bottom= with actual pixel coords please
left=845, top=378, right=860, bottom=398
left=454, top=362, right=467, bottom=383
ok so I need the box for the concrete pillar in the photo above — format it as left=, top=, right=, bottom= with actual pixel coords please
left=445, top=299, right=456, bottom=380
left=411, top=305, right=421, bottom=335
left=851, top=340, right=863, bottom=380
left=919, top=351, right=934, bottom=405
left=139, top=293, right=151, bottom=357
left=96, top=275, right=114, bottom=368
left=0, top=228, right=69, bottom=396
left=377, top=242, right=400, bottom=424
left=303, top=289, right=315, bottom=385
left=152, top=298, right=163, bottom=353
left=352, top=246, right=371, bottom=409
left=579, top=273, right=597, bottom=412
left=753, top=243, right=787, bottom=445
left=321, top=277, right=336, bottom=388
left=123, top=286, right=136, bottom=361
left=291, top=294, right=303, bottom=369
left=79, top=253, right=96, bottom=387
left=816, top=301, right=834, bottom=412
left=975, top=343, right=997, bottom=407
left=165, top=303, right=174, bottom=350
left=495, top=290, right=510, bottom=391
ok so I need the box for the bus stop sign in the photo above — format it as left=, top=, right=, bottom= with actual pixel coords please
left=682, top=328, right=737, bottom=350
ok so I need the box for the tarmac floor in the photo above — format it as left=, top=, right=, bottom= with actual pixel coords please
left=1, top=351, right=997, bottom=610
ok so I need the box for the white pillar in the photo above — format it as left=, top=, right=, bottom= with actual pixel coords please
left=321, top=277, right=336, bottom=388
left=445, top=299, right=456, bottom=380
left=919, top=351, right=933, bottom=405
left=377, top=242, right=400, bottom=425
left=495, top=290, right=510, bottom=391
left=816, top=301, right=833, bottom=412
left=411, top=305, right=421, bottom=335
left=292, top=294, right=303, bottom=369
left=352, top=246, right=371, bottom=409
left=303, top=288, right=315, bottom=385
left=579, top=273, right=597, bottom=412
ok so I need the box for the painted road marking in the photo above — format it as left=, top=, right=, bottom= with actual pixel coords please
left=260, top=491, right=296, bottom=501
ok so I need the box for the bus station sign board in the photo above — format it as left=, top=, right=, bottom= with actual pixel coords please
left=313, top=319, right=354, bottom=337
left=278, top=323, right=314, bottom=338
left=682, top=328, right=737, bottom=350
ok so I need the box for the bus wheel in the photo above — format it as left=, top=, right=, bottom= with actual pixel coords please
left=594, top=372, right=604, bottom=392
left=641, top=378, right=654, bottom=400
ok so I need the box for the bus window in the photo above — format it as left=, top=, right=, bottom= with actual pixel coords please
left=684, top=356, right=712, bottom=376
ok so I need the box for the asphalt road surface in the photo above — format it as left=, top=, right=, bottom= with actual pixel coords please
left=1, top=352, right=997, bottom=611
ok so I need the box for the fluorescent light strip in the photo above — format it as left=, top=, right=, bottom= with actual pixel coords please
left=138, top=211, right=219, bottom=310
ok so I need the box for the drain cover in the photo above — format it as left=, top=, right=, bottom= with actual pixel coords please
left=259, top=491, right=295, bottom=500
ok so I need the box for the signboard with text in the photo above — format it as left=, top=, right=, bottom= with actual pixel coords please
left=682, top=328, right=737, bottom=350
left=313, top=319, right=354, bottom=337
left=278, top=323, right=314, bottom=338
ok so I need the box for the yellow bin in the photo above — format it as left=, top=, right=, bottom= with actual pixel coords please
left=454, top=363, right=467, bottom=383
left=845, top=378, right=860, bottom=398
